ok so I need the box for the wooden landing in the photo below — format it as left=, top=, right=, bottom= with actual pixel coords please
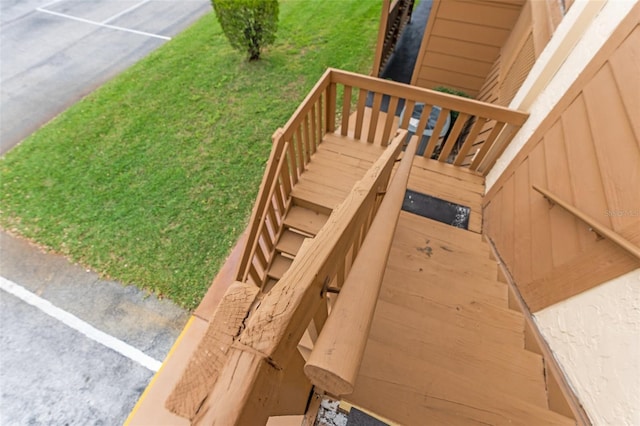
left=291, top=133, right=387, bottom=213
left=344, top=212, right=574, bottom=425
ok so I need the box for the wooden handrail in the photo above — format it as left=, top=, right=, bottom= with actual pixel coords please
left=304, top=135, right=418, bottom=396
left=280, top=69, right=332, bottom=142
left=533, top=184, right=640, bottom=261
left=192, top=131, right=408, bottom=425
left=328, top=68, right=529, bottom=126
left=325, top=68, right=529, bottom=173
left=236, top=130, right=288, bottom=283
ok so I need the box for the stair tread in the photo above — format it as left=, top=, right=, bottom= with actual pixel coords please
left=349, top=345, right=575, bottom=426
left=283, top=205, right=329, bottom=236
left=267, top=255, right=293, bottom=280
left=276, top=230, right=306, bottom=257
left=343, top=210, right=571, bottom=425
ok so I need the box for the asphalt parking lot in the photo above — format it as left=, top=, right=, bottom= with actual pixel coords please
left=1, top=0, right=209, bottom=423
left=1, top=0, right=211, bottom=154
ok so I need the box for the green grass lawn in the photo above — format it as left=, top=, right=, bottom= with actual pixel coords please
left=0, top=0, right=382, bottom=309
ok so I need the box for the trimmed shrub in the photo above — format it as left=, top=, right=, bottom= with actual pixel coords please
left=212, top=0, right=279, bottom=61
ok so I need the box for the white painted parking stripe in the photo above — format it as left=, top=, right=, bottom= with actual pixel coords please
left=102, top=0, right=151, bottom=25
left=0, top=276, right=162, bottom=372
left=36, top=8, right=171, bottom=40
left=39, top=0, right=63, bottom=9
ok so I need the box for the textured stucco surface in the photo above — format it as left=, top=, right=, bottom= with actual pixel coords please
left=535, top=269, right=640, bottom=425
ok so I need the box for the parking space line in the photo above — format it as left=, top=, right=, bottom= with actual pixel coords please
left=0, top=276, right=162, bottom=372
left=102, top=0, right=151, bottom=25
left=36, top=8, right=171, bottom=40
left=39, top=0, right=63, bottom=9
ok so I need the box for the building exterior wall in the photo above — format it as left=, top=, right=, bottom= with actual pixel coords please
left=535, top=269, right=640, bottom=425
left=484, top=2, right=639, bottom=424
left=410, top=0, right=524, bottom=97
left=484, top=1, right=639, bottom=312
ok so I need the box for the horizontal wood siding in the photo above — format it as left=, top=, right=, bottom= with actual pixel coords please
left=484, top=11, right=640, bottom=312
left=411, top=0, right=525, bottom=97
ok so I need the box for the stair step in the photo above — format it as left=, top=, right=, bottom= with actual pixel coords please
left=267, top=254, right=293, bottom=281
left=350, top=343, right=575, bottom=426
left=276, top=230, right=307, bottom=257
left=284, top=206, right=329, bottom=236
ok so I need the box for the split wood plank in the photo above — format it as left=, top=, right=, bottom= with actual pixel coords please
left=166, top=282, right=259, bottom=420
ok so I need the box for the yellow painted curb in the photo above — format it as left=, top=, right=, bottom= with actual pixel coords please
left=124, top=315, right=196, bottom=425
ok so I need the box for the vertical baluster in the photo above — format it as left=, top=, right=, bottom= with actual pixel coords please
left=255, top=235, right=269, bottom=271
left=279, top=146, right=293, bottom=198
left=286, top=136, right=299, bottom=184
left=271, top=178, right=285, bottom=220
left=381, top=96, right=399, bottom=145
left=400, top=99, right=415, bottom=129
left=413, top=103, right=433, bottom=156
left=423, top=108, right=451, bottom=159
left=354, top=88, right=368, bottom=140
left=310, top=103, right=318, bottom=153
left=303, top=113, right=312, bottom=164
left=367, top=92, right=383, bottom=144
left=295, top=125, right=305, bottom=172
left=318, top=92, right=324, bottom=142
left=326, top=83, right=337, bottom=133
left=341, top=85, right=352, bottom=137
left=247, top=263, right=261, bottom=287
left=438, top=112, right=470, bottom=162
left=454, top=116, right=485, bottom=166
left=266, top=199, right=279, bottom=238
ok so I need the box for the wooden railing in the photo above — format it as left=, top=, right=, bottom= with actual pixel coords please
left=328, top=69, right=528, bottom=171
left=173, top=68, right=531, bottom=424
left=304, top=135, right=418, bottom=396
left=193, top=131, right=407, bottom=425
left=237, top=69, right=528, bottom=289
left=235, top=70, right=332, bottom=287
left=533, top=185, right=640, bottom=261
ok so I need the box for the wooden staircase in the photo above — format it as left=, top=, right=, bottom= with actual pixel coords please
left=158, top=70, right=584, bottom=426
left=344, top=209, right=576, bottom=425
left=263, top=136, right=388, bottom=293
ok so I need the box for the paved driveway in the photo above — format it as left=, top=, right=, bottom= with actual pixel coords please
left=0, top=0, right=211, bottom=154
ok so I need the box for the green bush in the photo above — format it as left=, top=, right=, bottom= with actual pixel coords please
left=212, top=0, right=279, bottom=61
left=433, top=86, right=470, bottom=123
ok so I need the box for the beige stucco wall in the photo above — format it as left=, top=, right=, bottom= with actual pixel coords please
left=535, top=269, right=640, bottom=425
